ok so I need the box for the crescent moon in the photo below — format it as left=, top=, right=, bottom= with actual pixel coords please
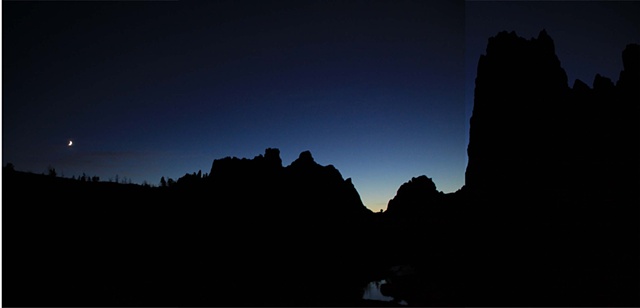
left=68, top=140, right=73, bottom=147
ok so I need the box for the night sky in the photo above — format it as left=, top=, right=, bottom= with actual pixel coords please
left=3, top=1, right=638, bottom=212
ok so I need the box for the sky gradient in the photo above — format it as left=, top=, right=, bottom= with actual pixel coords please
left=3, top=1, right=639, bottom=212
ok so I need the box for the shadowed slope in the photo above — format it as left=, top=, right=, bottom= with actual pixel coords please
left=3, top=149, right=377, bottom=307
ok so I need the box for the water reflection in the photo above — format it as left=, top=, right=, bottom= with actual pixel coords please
left=362, top=279, right=407, bottom=305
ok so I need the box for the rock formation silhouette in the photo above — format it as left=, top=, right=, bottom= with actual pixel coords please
left=463, top=30, right=639, bottom=306
left=465, top=30, right=571, bottom=195
left=3, top=31, right=638, bottom=307
left=384, top=175, right=441, bottom=216
left=467, top=30, right=639, bottom=199
left=368, top=30, right=639, bottom=307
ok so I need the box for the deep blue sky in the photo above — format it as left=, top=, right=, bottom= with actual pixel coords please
left=3, top=0, right=465, bottom=212
left=3, top=1, right=638, bottom=212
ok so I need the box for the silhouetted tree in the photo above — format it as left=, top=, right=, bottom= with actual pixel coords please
left=160, top=176, right=167, bottom=187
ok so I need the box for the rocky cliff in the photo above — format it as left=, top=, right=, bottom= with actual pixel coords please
left=462, top=30, right=639, bottom=306
left=466, top=30, right=639, bottom=198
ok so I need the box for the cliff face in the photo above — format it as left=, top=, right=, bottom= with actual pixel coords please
left=466, top=30, right=569, bottom=194
left=466, top=30, right=639, bottom=197
left=461, top=30, right=639, bottom=306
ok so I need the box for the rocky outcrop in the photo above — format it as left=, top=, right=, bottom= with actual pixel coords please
left=155, top=148, right=376, bottom=305
left=466, top=30, right=571, bottom=194
left=384, top=175, right=441, bottom=216
left=204, top=148, right=370, bottom=219
left=283, top=150, right=371, bottom=218
left=462, top=30, right=639, bottom=306
left=618, top=43, right=640, bottom=92
left=466, top=30, right=639, bottom=197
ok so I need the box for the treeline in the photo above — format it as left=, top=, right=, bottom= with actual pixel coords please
left=6, top=162, right=212, bottom=188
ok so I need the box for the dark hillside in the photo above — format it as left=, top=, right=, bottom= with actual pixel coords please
left=3, top=150, right=380, bottom=306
